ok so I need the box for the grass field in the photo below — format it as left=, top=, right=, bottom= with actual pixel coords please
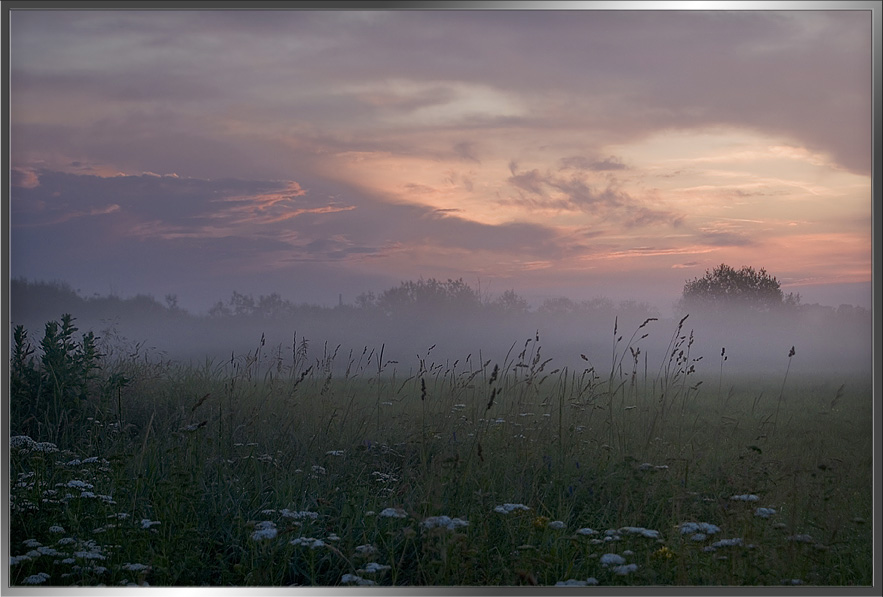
left=6, top=316, right=874, bottom=587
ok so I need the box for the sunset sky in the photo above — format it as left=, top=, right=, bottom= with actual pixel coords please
left=7, top=6, right=875, bottom=315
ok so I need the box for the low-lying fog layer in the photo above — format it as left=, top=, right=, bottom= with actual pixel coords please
left=10, top=300, right=872, bottom=384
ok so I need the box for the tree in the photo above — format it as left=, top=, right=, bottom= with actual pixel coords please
left=680, top=264, right=798, bottom=313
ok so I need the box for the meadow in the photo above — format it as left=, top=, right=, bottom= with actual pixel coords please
left=6, top=314, right=874, bottom=587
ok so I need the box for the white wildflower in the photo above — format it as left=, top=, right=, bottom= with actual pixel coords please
left=493, top=503, right=530, bottom=514
left=341, top=573, right=375, bottom=586
left=620, top=526, right=660, bottom=539
left=359, top=562, right=391, bottom=573
left=378, top=507, right=408, bottom=519
left=49, top=525, right=65, bottom=534
left=755, top=507, right=777, bottom=518
left=251, top=521, right=278, bottom=541
left=280, top=509, right=319, bottom=520
left=421, top=515, right=469, bottom=530
left=576, top=528, right=597, bottom=535
left=22, top=572, right=51, bottom=584
left=711, top=538, right=743, bottom=548
left=140, top=519, right=161, bottom=529
left=679, top=522, right=720, bottom=536
left=600, top=553, right=626, bottom=567
left=788, top=534, right=813, bottom=543
left=556, top=579, right=589, bottom=586
left=730, top=494, right=760, bottom=502
left=290, top=537, right=325, bottom=549
left=122, top=563, right=150, bottom=572
left=548, top=520, right=566, bottom=530
left=354, top=544, right=377, bottom=556
left=612, top=564, right=639, bottom=575
left=23, top=539, right=42, bottom=548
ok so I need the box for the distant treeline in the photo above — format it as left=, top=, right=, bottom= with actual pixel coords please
left=10, top=276, right=871, bottom=326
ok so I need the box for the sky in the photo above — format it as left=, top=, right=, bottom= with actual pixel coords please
left=6, top=6, right=875, bottom=315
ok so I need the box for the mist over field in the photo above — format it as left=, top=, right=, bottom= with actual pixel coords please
left=10, top=278, right=872, bottom=384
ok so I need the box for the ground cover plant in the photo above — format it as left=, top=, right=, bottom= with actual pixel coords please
left=6, top=314, right=873, bottom=587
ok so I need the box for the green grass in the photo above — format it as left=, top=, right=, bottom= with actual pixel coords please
left=7, top=319, right=874, bottom=587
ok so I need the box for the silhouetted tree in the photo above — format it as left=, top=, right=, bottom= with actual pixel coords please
left=679, top=264, right=799, bottom=313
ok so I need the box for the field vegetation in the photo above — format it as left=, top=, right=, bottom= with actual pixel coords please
left=6, top=305, right=874, bottom=587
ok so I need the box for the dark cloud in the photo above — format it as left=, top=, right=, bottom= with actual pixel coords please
left=11, top=9, right=871, bottom=175
left=505, top=165, right=683, bottom=228
left=698, top=231, right=757, bottom=247
left=559, top=156, right=627, bottom=171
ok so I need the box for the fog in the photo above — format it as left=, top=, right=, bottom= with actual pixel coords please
left=10, top=281, right=872, bottom=389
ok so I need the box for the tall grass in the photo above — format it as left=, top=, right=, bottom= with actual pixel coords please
left=6, top=315, right=873, bottom=587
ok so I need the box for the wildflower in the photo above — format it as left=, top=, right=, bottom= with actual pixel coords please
left=140, top=519, right=161, bottom=529
left=280, top=509, right=319, bottom=520
left=37, top=546, right=61, bottom=557
left=620, top=526, right=660, bottom=539
left=325, top=450, right=345, bottom=456
left=10, top=555, right=32, bottom=565
left=378, top=507, right=408, bottom=519
left=341, top=573, right=375, bottom=586
left=679, top=522, right=720, bottom=536
left=788, top=534, right=813, bottom=543
left=251, top=521, right=278, bottom=541
left=556, top=579, right=589, bottom=586
left=494, top=503, right=530, bottom=514
left=532, top=515, right=550, bottom=529
left=755, top=507, right=777, bottom=518
left=421, top=515, right=469, bottom=530
left=359, top=562, right=391, bottom=574
left=57, top=537, right=76, bottom=546
left=10, top=435, right=37, bottom=450
left=122, top=563, right=150, bottom=572
left=612, top=564, right=639, bottom=575
left=22, top=572, right=51, bottom=584
left=730, top=494, right=760, bottom=502
left=576, top=528, right=597, bottom=536
left=23, top=539, right=42, bottom=548
left=622, top=549, right=635, bottom=556
left=600, top=553, right=626, bottom=567
left=49, top=525, right=65, bottom=534
left=548, top=520, right=566, bottom=530
left=74, top=550, right=106, bottom=560
left=311, top=465, right=327, bottom=475
left=652, top=546, right=675, bottom=560
left=290, top=537, right=325, bottom=549
left=66, top=480, right=94, bottom=490
left=354, top=544, right=377, bottom=557
left=711, top=538, right=743, bottom=548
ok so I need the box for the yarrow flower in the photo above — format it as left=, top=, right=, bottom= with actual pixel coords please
left=378, top=507, right=408, bottom=519
left=619, top=526, right=661, bottom=539
left=421, top=515, right=469, bottom=530
left=341, top=573, right=375, bottom=586
left=140, top=519, right=161, bottom=530
left=679, top=521, right=720, bottom=540
left=555, top=578, right=599, bottom=586
left=290, top=537, right=325, bottom=549
left=548, top=520, right=566, bottom=530
left=251, top=521, right=277, bottom=541
left=280, top=509, right=319, bottom=521
left=494, top=503, right=530, bottom=514
left=22, top=572, right=51, bottom=584
left=358, top=562, right=391, bottom=574
left=600, top=553, right=626, bottom=567
left=122, top=563, right=150, bottom=572
left=576, top=528, right=598, bottom=536
left=755, top=507, right=777, bottom=519
left=730, top=494, right=760, bottom=502
left=612, top=563, right=639, bottom=575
